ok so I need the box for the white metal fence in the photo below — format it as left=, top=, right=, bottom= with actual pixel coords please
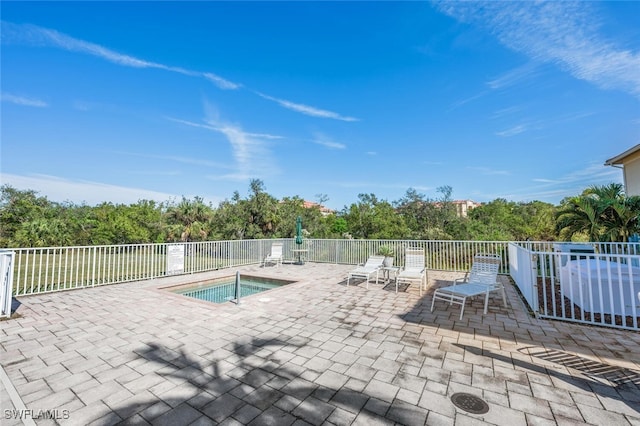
left=509, top=242, right=640, bottom=331
left=6, top=239, right=510, bottom=296
left=1, top=250, right=15, bottom=318
left=6, top=238, right=640, bottom=331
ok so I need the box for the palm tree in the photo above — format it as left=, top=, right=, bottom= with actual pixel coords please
left=165, top=197, right=213, bottom=242
left=555, top=196, right=601, bottom=241
left=555, top=183, right=640, bottom=242
left=589, top=184, right=640, bottom=242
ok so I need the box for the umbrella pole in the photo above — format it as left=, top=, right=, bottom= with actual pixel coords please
left=234, top=271, right=241, bottom=305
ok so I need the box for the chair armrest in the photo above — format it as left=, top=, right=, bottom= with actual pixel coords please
left=452, top=277, right=467, bottom=286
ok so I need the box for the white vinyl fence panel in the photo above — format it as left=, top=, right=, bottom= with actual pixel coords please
left=508, top=243, right=538, bottom=312
left=1, top=250, right=14, bottom=318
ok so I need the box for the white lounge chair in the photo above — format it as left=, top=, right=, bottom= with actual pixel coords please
left=263, top=242, right=283, bottom=267
left=396, top=248, right=427, bottom=295
left=347, top=255, right=385, bottom=288
left=430, top=253, right=506, bottom=320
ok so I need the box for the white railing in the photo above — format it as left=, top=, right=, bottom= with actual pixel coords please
left=537, top=251, right=639, bottom=330
left=6, top=239, right=640, bottom=331
left=509, top=242, right=640, bottom=331
left=526, top=241, right=640, bottom=257
left=303, top=239, right=510, bottom=273
left=8, top=240, right=276, bottom=296
left=508, top=243, right=538, bottom=313
left=1, top=250, right=14, bottom=318
left=6, top=239, right=511, bottom=296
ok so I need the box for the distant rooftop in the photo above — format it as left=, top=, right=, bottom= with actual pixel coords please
left=303, top=200, right=335, bottom=215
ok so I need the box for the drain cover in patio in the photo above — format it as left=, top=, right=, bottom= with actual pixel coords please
left=450, top=393, right=490, bottom=414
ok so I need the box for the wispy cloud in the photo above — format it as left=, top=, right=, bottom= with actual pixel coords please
left=490, top=106, right=522, bottom=119
left=129, top=170, right=181, bottom=176
left=124, top=110, right=283, bottom=181
left=495, top=124, right=527, bottom=137
left=490, top=163, right=622, bottom=202
left=453, top=63, right=543, bottom=111
left=535, top=163, right=621, bottom=187
left=256, top=92, right=359, bottom=122
left=197, top=103, right=280, bottom=181
left=124, top=150, right=233, bottom=170
left=466, top=166, right=510, bottom=176
left=166, top=117, right=283, bottom=140
left=0, top=173, right=185, bottom=205
left=312, top=132, right=346, bottom=150
left=493, top=110, right=595, bottom=138
left=1, top=93, right=48, bottom=107
left=166, top=116, right=280, bottom=181
left=325, top=180, right=429, bottom=192
left=202, top=73, right=241, bottom=90
left=449, top=90, right=489, bottom=110
left=0, top=21, right=240, bottom=90
left=486, top=62, right=541, bottom=90
left=547, top=111, right=596, bottom=126
left=1, top=21, right=360, bottom=122
left=435, top=1, right=640, bottom=97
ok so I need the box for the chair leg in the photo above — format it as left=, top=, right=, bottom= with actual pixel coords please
left=483, top=291, right=490, bottom=315
left=430, top=292, right=436, bottom=312
left=459, top=298, right=466, bottom=320
left=501, top=286, right=507, bottom=307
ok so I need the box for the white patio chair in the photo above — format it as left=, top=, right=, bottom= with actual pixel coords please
left=263, top=242, right=283, bottom=267
left=430, top=253, right=506, bottom=320
left=347, top=255, right=385, bottom=289
left=396, top=248, right=427, bottom=295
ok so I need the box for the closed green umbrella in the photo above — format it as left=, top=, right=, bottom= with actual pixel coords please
left=295, top=216, right=303, bottom=245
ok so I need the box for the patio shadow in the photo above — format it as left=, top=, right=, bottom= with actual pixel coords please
left=97, top=337, right=393, bottom=424
left=456, top=344, right=640, bottom=414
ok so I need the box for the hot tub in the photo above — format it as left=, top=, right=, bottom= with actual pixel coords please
left=560, top=258, right=640, bottom=317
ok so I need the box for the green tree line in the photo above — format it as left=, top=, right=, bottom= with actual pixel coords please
left=1, top=180, right=638, bottom=248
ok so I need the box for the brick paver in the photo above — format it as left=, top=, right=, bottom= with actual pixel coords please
left=1, top=263, right=639, bottom=425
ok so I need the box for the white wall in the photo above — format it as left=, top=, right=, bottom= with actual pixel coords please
left=624, top=156, right=640, bottom=196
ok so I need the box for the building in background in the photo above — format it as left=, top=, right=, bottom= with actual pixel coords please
left=303, top=201, right=335, bottom=216
left=452, top=200, right=481, bottom=217
left=605, top=144, right=640, bottom=196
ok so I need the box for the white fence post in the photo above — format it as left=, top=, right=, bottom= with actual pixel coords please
left=1, top=250, right=15, bottom=318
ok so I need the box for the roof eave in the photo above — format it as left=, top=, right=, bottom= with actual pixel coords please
left=605, top=144, right=640, bottom=166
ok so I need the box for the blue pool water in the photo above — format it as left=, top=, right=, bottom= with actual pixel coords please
left=171, top=276, right=294, bottom=304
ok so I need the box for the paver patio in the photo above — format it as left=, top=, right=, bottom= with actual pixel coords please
left=1, top=262, right=639, bottom=425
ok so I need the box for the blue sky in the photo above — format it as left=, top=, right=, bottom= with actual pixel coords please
left=1, top=1, right=638, bottom=211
